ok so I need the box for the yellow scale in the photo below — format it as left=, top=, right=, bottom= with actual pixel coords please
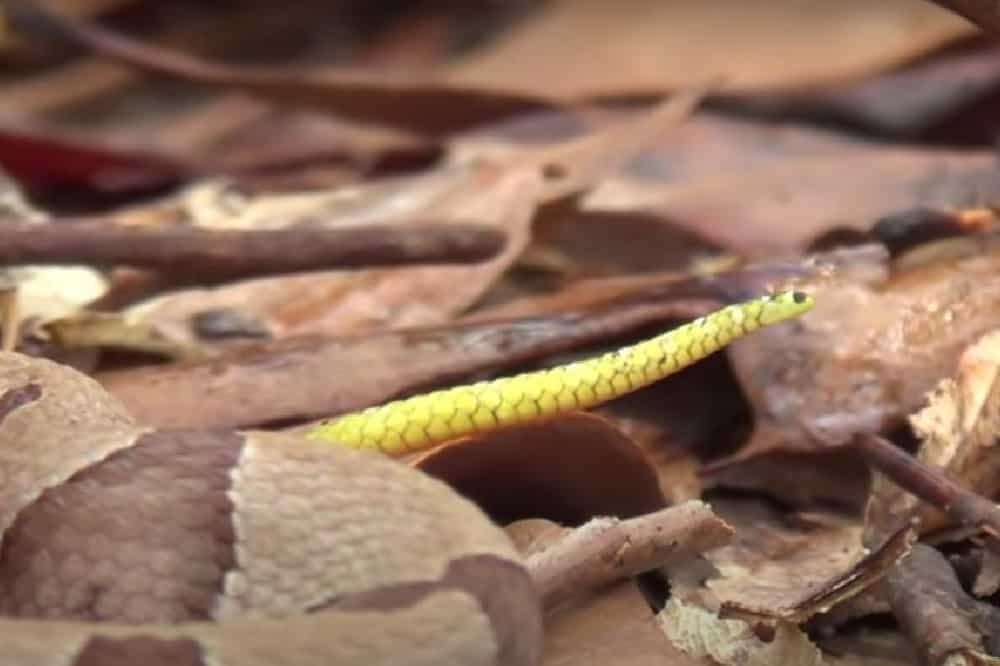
left=308, top=291, right=814, bottom=455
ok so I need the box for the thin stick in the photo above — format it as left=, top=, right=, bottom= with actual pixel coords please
left=854, top=433, right=1000, bottom=549
left=0, top=222, right=505, bottom=283
left=527, top=501, right=733, bottom=610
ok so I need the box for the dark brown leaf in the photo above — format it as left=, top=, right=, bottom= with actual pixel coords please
left=412, top=412, right=666, bottom=525
left=7, top=0, right=563, bottom=136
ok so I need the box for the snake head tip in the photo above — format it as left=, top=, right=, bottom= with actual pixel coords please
left=759, top=289, right=815, bottom=325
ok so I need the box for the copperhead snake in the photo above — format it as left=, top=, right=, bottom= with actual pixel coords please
left=0, top=291, right=813, bottom=665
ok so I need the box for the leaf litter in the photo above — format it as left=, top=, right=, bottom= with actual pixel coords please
left=6, top=1, right=1000, bottom=663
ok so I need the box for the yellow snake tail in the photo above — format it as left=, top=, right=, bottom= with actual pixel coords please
left=308, top=290, right=814, bottom=455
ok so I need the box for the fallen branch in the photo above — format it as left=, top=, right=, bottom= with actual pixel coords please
left=883, top=543, right=1000, bottom=664
left=0, top=221, right=506, bottom=284
left=526, top=500, right=733, bottom=611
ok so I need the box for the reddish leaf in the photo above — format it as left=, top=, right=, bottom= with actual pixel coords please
left=0, top=123, right=192, bottom=193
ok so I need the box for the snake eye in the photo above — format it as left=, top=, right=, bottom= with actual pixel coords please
left=793, top=291, right=807, bottom=304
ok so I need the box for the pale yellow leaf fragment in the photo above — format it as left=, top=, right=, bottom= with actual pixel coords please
left=658, top=598, right=824, bottom=666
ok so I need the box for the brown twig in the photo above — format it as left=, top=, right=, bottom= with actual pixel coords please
left=882, top=543, right=1000, bottom=664
left=0, top=222, right=506, bottom=284
left=925, top=0, right=1000, bottom=32
left=853, top=433, right=1000, bottom=550
left=526, top=501, right=733, bottom=611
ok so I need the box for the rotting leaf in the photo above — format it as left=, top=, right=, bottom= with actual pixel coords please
left=411, top=412, right=666, bottom=526
left=718, top=522, right=915, bottom=625
left=667, top=499, right=888, bottom=624
left=711, top=235, right=1000, bottom=470
left=664, top=597, right=919, bottom=665
left=659, top=499, right=917, bottom=664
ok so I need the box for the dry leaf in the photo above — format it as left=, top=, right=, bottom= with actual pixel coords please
left=412, top=412, right=666, bottom=525
left=100, top=267, right=762, bottom=429
left=706, top=449, right=872, bottom=513
left=42, top=311, right=207, bottom=361
left=728, top=44, right=1000, bottom=143
left=678, top=500, right=864, bottom=614
left=585, top=147, right=1000, bottom=257
left=911, top=329, right=1000, bottom=496
left=544, top=582, right=698, bottom=666
left=716, top=236, right=1000, bottom=467
left=447, top=0, right=973, bottom=96
left=654, top=500, right=918, bottom=661
left=123, top=161, right=534, bottom=340
left=866, top=328, right=1000, bottom=538
left=124, top=92, right=702, bottom=342
left=0, top=178, right=107, bottom=331
left=6, top=0, right=561, bottom=136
